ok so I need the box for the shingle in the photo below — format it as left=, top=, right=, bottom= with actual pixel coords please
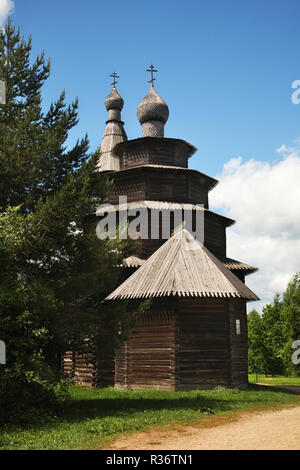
left=106, top=226, right=259, bottom=301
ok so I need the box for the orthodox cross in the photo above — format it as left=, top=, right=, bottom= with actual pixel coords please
left=146, top=64, right=157, bottom=87
left=110, top=72, right=119, bottom=88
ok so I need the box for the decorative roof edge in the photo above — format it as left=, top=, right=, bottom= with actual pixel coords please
left=105, top=164, right=218, bottom=191
left=113, top=137, right=197, bottom=159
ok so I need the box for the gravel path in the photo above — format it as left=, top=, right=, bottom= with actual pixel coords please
left=104, top=405, right=300, bottom=450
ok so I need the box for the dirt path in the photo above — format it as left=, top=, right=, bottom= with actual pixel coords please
left=103, top=405, right=300, bottom=450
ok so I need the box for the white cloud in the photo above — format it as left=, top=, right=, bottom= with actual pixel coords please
left=210, top=141, right=300, bottom=311
left=0, top=0, right=14, bottom=27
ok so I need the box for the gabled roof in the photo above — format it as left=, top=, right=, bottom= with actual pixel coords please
left=106, top=226, right=259, bottom=301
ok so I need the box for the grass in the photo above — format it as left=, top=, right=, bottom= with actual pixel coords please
left=0, top=383, right=299, bottom=450
left=249, top=374, right=300, bottom=386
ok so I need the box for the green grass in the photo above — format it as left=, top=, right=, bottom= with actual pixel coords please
left=249, top=374, right=300, bottom=386
left=0, top=384, right=299, bottom=450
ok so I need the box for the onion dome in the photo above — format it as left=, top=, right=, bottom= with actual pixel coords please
left=97, top=78, right=127, bottom=172
left=137, top=86, right=169, bottom=138
left=105, top=87, right=124, bottom=112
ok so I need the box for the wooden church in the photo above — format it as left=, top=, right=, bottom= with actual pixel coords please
left=63, top=68, right=259, bottom=390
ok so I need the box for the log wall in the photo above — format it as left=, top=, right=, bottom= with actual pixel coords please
left=115, top=310, right=176, bottom=391
left=138, top=210, right=228, bottom=259
left=229, top=299, right=248, bottom=389
left=62, top=349, right=96, bottom=387
left=175, top=299, right=231, bottom=390
left=114, top=298, right=248, bottom=391
left=62, top=342, right=115, bottom=388
left=63, top=299, right=248, bottom=391
left=204, top=215, right=226, bottom=257
left=118, top=139, right=190, bottom=170
left=110, top=170, right=210, bottom=207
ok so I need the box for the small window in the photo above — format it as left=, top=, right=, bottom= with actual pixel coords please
left=236, top=319, right=241, bottom=335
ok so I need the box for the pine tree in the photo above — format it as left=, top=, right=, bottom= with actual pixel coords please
left=0, top=20, right=89, bottom=211
left=0, top=21, right=143, bottom=423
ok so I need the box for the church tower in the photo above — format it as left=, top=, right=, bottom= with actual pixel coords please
left=97, top=73, right=127, bottom=172
left=102, top=66, right=259, bottom=390
left=64, top=67, right=259, bottom=390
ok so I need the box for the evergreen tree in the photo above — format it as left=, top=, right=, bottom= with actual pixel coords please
left=0, top=22, right=143, bottom=423
left=0, top=20, right=89, bottom=211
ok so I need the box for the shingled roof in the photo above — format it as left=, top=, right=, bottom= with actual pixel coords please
left=106, top=226, right=259, bottom=301
left=96, top=200, right=235, bottom=227
left=218, top=256, right=258, bottom=274
left=121, top=254, right=258, bottom=273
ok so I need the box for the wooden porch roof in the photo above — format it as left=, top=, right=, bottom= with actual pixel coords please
left=106, top=226, right=259, bottom=301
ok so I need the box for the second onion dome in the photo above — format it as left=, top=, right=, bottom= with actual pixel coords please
left=137, top=85, right=169, bottom=138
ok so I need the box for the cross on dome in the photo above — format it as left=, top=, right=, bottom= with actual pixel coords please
left=146, top=64, right=157, bottom=87
left=110, top=72, right=119, bottom=88
left=137, top=64, right=169, bottom=138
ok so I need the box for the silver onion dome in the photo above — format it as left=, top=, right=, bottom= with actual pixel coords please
left=137, top=86, right=169, bottom=137
left=105, top=87, right=124, bottom=111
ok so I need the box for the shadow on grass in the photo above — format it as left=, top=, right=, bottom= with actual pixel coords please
left=0, top=384, right=298, bottom=450
left=57, top=383, right=298, bottom=425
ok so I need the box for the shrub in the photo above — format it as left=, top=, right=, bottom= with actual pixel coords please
left=0, top=368, right=70, bottom=425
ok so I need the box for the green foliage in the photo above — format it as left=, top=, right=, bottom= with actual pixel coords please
left=0, top=385, right=298, bottom=450
left=248, top=274, right=300, bottom=377
left=0, top=20, right=145, bottom=425
left=248, top=374, right=300, bottom=386
left=0, top=368, right=70, bottom=425
left=247, top=309, right=266, bottom=375
left=280, top=274, right=300, bottom=376
left=260, top=294, right=286, bottom=375
left=0, top=20, right=89, bottom=211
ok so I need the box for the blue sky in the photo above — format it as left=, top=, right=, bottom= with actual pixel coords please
left=4, top=0, right=300, bottom=309
left=9, top=0, right=300, bottom=175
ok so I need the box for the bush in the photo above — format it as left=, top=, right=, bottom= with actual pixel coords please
left=0, top=368, right=70, bottom=425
